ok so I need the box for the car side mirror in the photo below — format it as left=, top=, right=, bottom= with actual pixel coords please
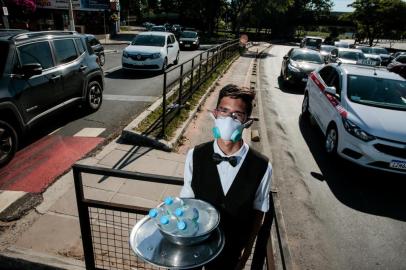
left=283, top=55, right=288, bottom=60
left=20, top=63, right=43, bottom=78
left=325, top=86, right=336, bottom=96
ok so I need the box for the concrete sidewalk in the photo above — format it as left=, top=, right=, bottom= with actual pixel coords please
left=0, top=44, right=270, bottom=269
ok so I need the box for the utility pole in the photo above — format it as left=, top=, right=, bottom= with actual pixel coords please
left=1, top=0, right=9, bottom=29
left=68, top=0, right=75, bottom=31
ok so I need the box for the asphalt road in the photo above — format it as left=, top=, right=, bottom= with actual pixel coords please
left=259, top=45, right=406, bottom=269
left=24, top=45, right=206, bottom=143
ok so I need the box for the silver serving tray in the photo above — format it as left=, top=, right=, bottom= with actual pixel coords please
left=130, top=216, right=224, bottom=269
left=157, top=198, right=220, bottom=245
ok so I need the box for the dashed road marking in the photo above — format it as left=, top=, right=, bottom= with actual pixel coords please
left=103, top=94, right=157, bottom=102
left=74, top=128, right=106, bottom=137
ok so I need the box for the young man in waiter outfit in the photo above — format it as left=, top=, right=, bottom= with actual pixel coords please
left=180, top=84, right=272, bottom=270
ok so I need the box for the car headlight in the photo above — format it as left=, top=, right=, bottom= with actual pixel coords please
left=151, top=53, right=161, bottom=59
left=288, top=63, right=301, bottom=72
left=180, top=41, right=183, bottom=44
left=123, top=51, right=129, bottom=58
left=342, top=117, right=375, bottom=142
left=193, top=41, right=197, bottom=44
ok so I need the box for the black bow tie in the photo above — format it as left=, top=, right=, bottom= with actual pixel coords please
left=212, top=153, right=238, bottom=167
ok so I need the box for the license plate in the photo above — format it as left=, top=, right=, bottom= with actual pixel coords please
left=185, top=44, right=190, bottom=47
left=389, top=160, right=406, bottom=170
left=134, top=61, right=144, bottom=66
left=302, top=78, right=308, bottom=82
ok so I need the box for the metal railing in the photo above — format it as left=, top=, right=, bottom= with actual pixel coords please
left=141, top=40, right=240, bottom=139
left=73, top=163, right=276, bottom=270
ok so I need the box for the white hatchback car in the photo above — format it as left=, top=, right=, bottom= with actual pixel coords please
left=122, top=32, right=180, bottom=71
left=302, top=63, right=406, bottom=174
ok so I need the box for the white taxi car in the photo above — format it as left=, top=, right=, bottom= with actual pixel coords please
left=302, top=63, right=406, bottom=174
left=122, top=32, right=179, bottom=71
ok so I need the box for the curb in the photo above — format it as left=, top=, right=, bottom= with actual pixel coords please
left=255, top=44, right=294, bottom=270
left=0, top=192, right=42, bottom=222
left=119, top=52, right=241, bottom=151
left=0, top=247, right=85, bottom=270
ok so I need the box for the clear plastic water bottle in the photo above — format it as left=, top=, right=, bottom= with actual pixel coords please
left=148, top=208, right=165, bottom=224
left=176, top=219, right=199, bottom=236
left=163, top=196, right=184, bottom=215
left=159, top=215, right=178, bottom=233
left=174, top=205, right=199, bottom=222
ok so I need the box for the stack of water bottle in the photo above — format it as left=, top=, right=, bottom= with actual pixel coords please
left=148, top=196, right=200, bottom=237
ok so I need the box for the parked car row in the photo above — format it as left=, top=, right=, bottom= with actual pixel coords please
left=0, top=30, right=104, bottom=167
left=302, top=63, right=406, bottom=175
left=296, top=36, right=406, bottom=80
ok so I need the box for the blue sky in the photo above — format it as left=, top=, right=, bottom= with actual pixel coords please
left=332, top=0, right=355, bottom=12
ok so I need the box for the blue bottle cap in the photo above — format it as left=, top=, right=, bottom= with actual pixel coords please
left=164, top=196, right=173, bottom=205
left=174, top=208, right=184, bottom=217
left=148, top=208, right=158, bottom=218
left=160, top=216, right=169, bottom=225
left=177, top=221, right=187, bottom=230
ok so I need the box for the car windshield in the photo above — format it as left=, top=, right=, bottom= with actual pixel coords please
left=131, top=35, right=165, bottom=47
left=181, top=31, right=197, bottom=38
left=291, top=52, right=323, bottom=63
left=339, top=51, right=365, bottom=61
left=347, top=75, right=406, bottom=110
left=335, top=42, right=349, bottom=48
left=372, top=48, right=388, bottom=55
left=0, top=42, right=8, bottom=75
left=359, top=47, right=373, bottom=54
left=305, top=38, right=322, bottom=47
left=396, top=56, right=406, bottom=64
left=320, top=45, right=336, bottom=53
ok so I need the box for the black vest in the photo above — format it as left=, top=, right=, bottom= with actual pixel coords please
left=191, top=141, right=268, bottom=248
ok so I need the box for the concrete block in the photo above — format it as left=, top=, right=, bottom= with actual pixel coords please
left=110, top=193, right=158, bottom=209
left=98, top=149, right=129, bottom=167
left=15, top=214, right=82, bottom=257
left=146, top=150, right=186, bottom=163
left=251, top=129, right=261, bottom=142
left=161, top=184, right=183, bottom=200
left=83, top=187, right=116, bottom=202
left=122, top=155, right=178, bottom=176
left=81, top=173, right=125, bottom=193
left=48, top=187, right=78, bottom=217
left=117, top=180, right=166, bottom=201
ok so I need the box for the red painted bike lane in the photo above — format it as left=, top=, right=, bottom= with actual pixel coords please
left=0, top=135, right=104, bottom=193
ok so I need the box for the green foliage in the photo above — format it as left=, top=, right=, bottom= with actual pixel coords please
left=348, top=0, right=406, bottom=45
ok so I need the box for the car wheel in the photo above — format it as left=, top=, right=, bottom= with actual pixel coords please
left=301, top=93, right=310, bottom=119
left=99, top=53, right=105, bottom=66
left=85, top=81, right=103, bottom=112
left=174, top=52, right=179, bottom=65
left=0, top=120, right=18, bottom=168
left=325, top=124, right=338, bottom=155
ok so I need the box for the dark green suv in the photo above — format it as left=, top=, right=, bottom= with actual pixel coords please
left=0, top=30, right=104, bottom=167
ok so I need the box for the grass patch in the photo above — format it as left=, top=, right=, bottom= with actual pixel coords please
left=134, top=52, right=239, bottom=140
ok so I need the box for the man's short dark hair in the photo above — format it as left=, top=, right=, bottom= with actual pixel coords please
left=217, top=84, right=256, bottom=117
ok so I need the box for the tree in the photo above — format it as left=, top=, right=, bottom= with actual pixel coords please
left=347, top=0, right=406, bottom=46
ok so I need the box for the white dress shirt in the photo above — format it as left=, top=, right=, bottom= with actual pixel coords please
left=180, top=140, right=273, bottom=212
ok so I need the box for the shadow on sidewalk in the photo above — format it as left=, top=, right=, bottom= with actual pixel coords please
left=97, top=144, right=153, bottom=183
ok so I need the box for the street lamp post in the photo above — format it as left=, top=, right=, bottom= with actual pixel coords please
left=68, top=0, right=75, bottom=31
